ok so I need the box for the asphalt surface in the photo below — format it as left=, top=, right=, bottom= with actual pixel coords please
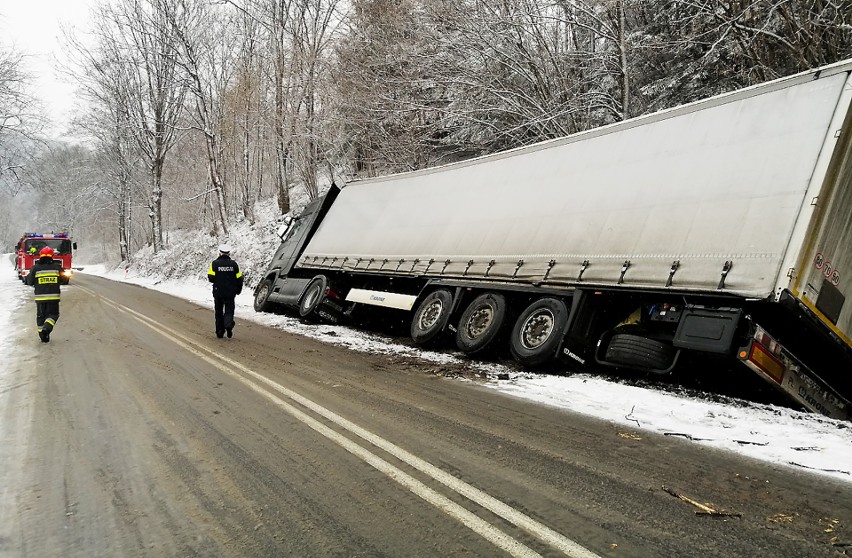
left=0, top=273, right=850, bottom=557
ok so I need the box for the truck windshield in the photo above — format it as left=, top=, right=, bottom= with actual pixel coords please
left=281, top=218, right=303, bottom=243
left=24, top=239, right=72, bottom=255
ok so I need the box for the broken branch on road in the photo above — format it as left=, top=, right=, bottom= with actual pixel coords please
left=662, top=486, right=742, bottom=518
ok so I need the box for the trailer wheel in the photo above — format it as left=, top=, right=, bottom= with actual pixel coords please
left=254, top=278, right=274, bottom=312
left=510, top=298, right=568, bottom=367
left=603, top=333, right=676, bottom=372
left=411, top=289, right=453, bottom=345
left=455, top=292, right=507, bottom=355
left=299, top=275, right=328, bottom=319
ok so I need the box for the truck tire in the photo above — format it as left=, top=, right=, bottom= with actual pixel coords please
left=299, top=275, right=328, bottom=319
left=603, top=333, right=676, bottom=372
left=510, top=298, right=568, bottom=367
left=254, top=278, right=274, bottom=312
left=411, top=289, right=453, bottom=345
left=455, top=292, right=507, bottom=355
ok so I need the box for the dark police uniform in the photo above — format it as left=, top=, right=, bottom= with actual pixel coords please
left=25, top=256, right=62, bottom=342
left=208, top=251, right=243, bottom=338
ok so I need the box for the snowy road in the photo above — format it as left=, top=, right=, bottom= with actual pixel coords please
left=1, top=269, right=851, bottom=556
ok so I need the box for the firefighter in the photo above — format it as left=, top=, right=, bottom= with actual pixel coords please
left=207, top=244, right=243, bottom=338
left=25, top=247, right=62, bottom=343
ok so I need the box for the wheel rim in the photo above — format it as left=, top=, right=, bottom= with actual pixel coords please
left=419, top=299, right=444, bottom=330
left=520, top=309, right=554, bottom=350
left=303, top=284, right=320, bottom=310
left=465, top=305, right=494, bottom=339
left=256, top=284, right=269, bottom=304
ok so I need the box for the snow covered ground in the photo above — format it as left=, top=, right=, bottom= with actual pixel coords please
left=3, top=253, right=851, bottom=483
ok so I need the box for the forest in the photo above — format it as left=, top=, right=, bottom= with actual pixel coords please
left=0, top=0, right=850, bottom=262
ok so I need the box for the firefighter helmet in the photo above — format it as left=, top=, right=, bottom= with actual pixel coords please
left=39, top=247, right=55, bottom=259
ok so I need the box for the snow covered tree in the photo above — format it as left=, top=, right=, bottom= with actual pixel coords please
left=333, top=0, right=453, bottom=175
left=67, top=22, right=142, bottom=262
left=634, top=0, right=852, bottom=110
left=87, top=0, right=186, bottom=254
left=158, top=0, right=234, bottom=236
left=0, top=46, right=42, bottom=194
left=24, top=143, right=102, bottom=236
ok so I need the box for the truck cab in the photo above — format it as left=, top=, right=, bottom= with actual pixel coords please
left=253, top=186, right=340, bottom=312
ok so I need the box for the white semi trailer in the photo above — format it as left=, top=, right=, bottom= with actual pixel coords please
left=255, top=59, right=852, bottom=420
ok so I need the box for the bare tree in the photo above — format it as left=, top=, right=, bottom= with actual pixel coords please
left=0, top=46, right=44, bottom=193
left=226, top=9, right=264, bottom=223
left=635, top=1, right=852, bottom=110
left=222, top=0, right=342, bottom=208
left=159, top=0, right=233, bottom=235
left=24, top=142, right=102, bottom=235
left=88, top=0, right=186, bottom=253
left=332, top=0, right=450, bottom=174
left=66, top=24, right=141, bottom=262
left=430, top=0, right=643, bottom=149
left=269, top=0, right=296, bottom=213
left=332, top=0, right=635, bottom=167
left=86, top=108, right=139, bottom=262
left=286, top=0, right=343, bottom=200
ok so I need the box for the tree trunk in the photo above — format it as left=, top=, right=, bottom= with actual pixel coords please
left=302, top=91, right=318, bottom=200
left=241, top=110, right=255, bottom=223
left=202, top=117, right=230, bottom=236
left=150, top=158, right=164, bottom=252
left=118, top=166, right=131, bottom=262
left=618, top=0, right=629, bottom=120
left=273, top=0, right=291, bottom=215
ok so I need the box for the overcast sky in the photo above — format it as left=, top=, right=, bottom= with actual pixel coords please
left=0, top=1, right=96, bottom=137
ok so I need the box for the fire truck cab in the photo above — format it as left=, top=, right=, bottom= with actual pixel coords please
left=15, top=232, right=76, bottom=285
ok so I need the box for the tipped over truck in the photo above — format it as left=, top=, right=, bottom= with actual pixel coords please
left=255, top=59, right=852, bottom=420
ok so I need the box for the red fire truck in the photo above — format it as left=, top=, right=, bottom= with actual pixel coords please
left=15, top=232, right=77, bottom=284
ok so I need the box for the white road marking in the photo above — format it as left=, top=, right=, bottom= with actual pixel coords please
left=82, top=286, right=600, bottom=558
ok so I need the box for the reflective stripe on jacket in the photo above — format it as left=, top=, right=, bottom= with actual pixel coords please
left=208, top=255, right=243, bottom=298
left=26, top=258, right=62, bottom=301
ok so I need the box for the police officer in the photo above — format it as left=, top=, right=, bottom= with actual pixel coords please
left=25, top=247, right=62, bottom=343
left=207, top=244, right=243, bottom=338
